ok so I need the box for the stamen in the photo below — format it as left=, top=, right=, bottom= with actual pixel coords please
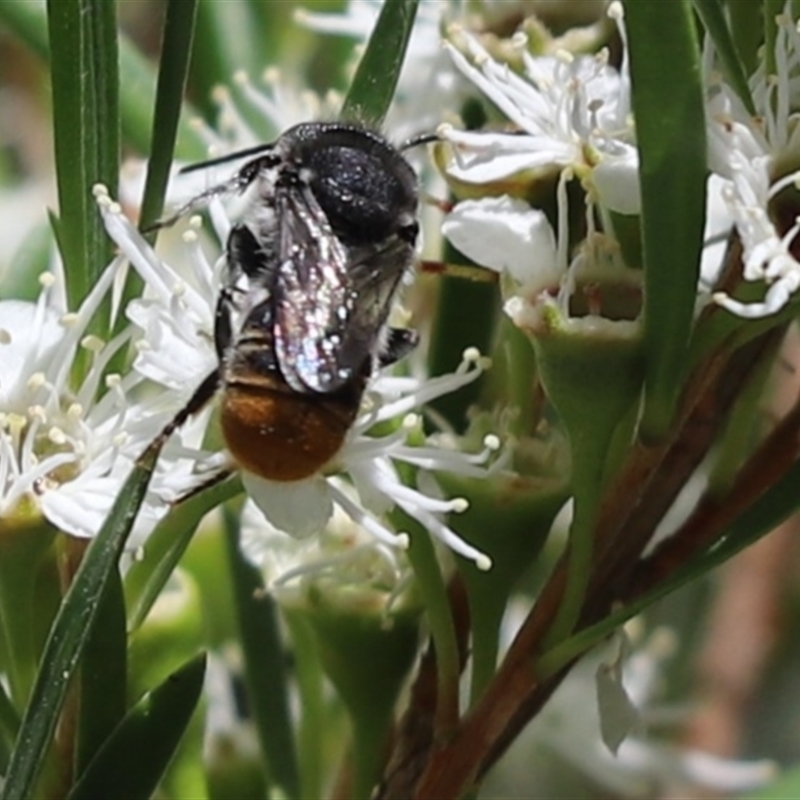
left=396, top=495, right=491, bottom=570
left=48, top=427, right=67, bottom=445
left=272, top=543, right=388, bottom=588
left=81, top=335, right=105, bottom=353
left=328, top=481, right=410, bottom=550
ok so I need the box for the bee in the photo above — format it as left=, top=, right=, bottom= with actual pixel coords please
left=160, top=122, right=424, bottom=482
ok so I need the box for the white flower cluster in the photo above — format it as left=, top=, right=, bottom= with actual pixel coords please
left=437, top=2, right=638, bottom=327
left=0, top=262, right=207, bottom=545
left=707, top=8, right=800, bottom=318
left=438, top=0, right=800, bottom=322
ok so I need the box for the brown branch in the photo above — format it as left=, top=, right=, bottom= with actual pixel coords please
left=625, top=385, right=800, bottom=598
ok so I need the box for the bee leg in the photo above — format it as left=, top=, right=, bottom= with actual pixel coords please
left=227, top=223, right=277, bottom=280
left=152, top=368, right=221, bottom=447
left=174, top=464, right=236, bottom=505
left=215, top=291, right=234, bottom=361
left=379, top=327, right=419, bottom=367
left=146, top=154, right=279, bottom=231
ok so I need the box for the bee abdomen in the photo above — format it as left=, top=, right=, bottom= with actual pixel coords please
left=220, top=380, right=360, bottom=482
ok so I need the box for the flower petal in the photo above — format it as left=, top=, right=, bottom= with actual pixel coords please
left=592, top=146, right=641, bottom=215
left=242, top=471, right=333, bottom=539
left=442, top=196, right=559, bottom=286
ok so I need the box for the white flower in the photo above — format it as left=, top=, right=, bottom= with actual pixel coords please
left=441, top=194, right=560, bottom=291
left=241, top=497, right=412, bottom=607
left=439, top=2, right=637, bottom=214
left=0, top=263, right=200, bottom=545
left=443, top=189, right=637, bottom=335
left=437, top=3, right=643, bottom=332
left=98, top=190, right=500, bottom=571
left=708, top=7, right=800, bottom=318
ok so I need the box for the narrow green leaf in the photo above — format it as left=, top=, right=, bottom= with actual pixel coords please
left=0, top=682, right=20, bottom=774
left=625, top=0, right=707, bottom=441
left=340, top=0, right=420, bottom=126
left=223, top=506, right=299, bottom=800
left=46, top=0, right=119, bottom=321
left=65, top=654, right=206, bottom=800
left=727, top=0, right=762, bottom=75
left=76, top=569, right=126, bottom=776
left=125, top=475, right=242, bottom=633
left=0, top=446, right=160, bottom=800
left=139, top=0, right=199, bottom=235
left=693, top=0, right=756, bottom=114
left=764, top=0, right=783, bottom=77
left=701, top=457, right=800, bottom=567
left=401, top=513, right=460, bottom=734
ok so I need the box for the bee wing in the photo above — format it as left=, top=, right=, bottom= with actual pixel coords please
left=274, top=184, right=411, bottom=394
left=343, top=240, right=411, bottom=357
left=273, top=184, right=355, bottom=393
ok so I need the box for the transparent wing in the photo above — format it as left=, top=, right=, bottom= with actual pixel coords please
left=273, top=183, right=354, bottom=393
left=273, top=183, right=411, bottom=393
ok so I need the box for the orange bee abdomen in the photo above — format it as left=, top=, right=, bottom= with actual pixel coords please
left=220, top=383, right=359, bottom=482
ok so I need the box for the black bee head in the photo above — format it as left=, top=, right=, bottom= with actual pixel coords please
left=283, top=123, right=419, bottom=246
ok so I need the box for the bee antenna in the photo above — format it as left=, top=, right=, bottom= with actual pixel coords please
left=179, top=142, right=278, bottom=174
left=399, top=132, right=440, bottom=152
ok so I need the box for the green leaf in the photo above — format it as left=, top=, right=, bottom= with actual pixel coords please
left=139, top=0, right=199, bottom=236
left=340, top=0, right=420, bottom=126
left=727, top=0, right=763, bottom=75
left=75, top=569, right=127, bottom=776
left=624, top=0, right=707, bottom=441
left=764, top=0, right=783, bottom=77
left=125, top=475, right=242, bottom=633
left=65, top=654, right=206, bottom=800
left=0, top=446, right=160, bottom=800
left=401, top=512, right=461, bottom=733
left=224, top=505, right=300, bottom=800
left=0, top=682, right=20, bottom=774
left=693, top=0, right=756, bottom=115
left=282, top=613, right=326, bottom=800
left=46, top=0, right=119, bottom=324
